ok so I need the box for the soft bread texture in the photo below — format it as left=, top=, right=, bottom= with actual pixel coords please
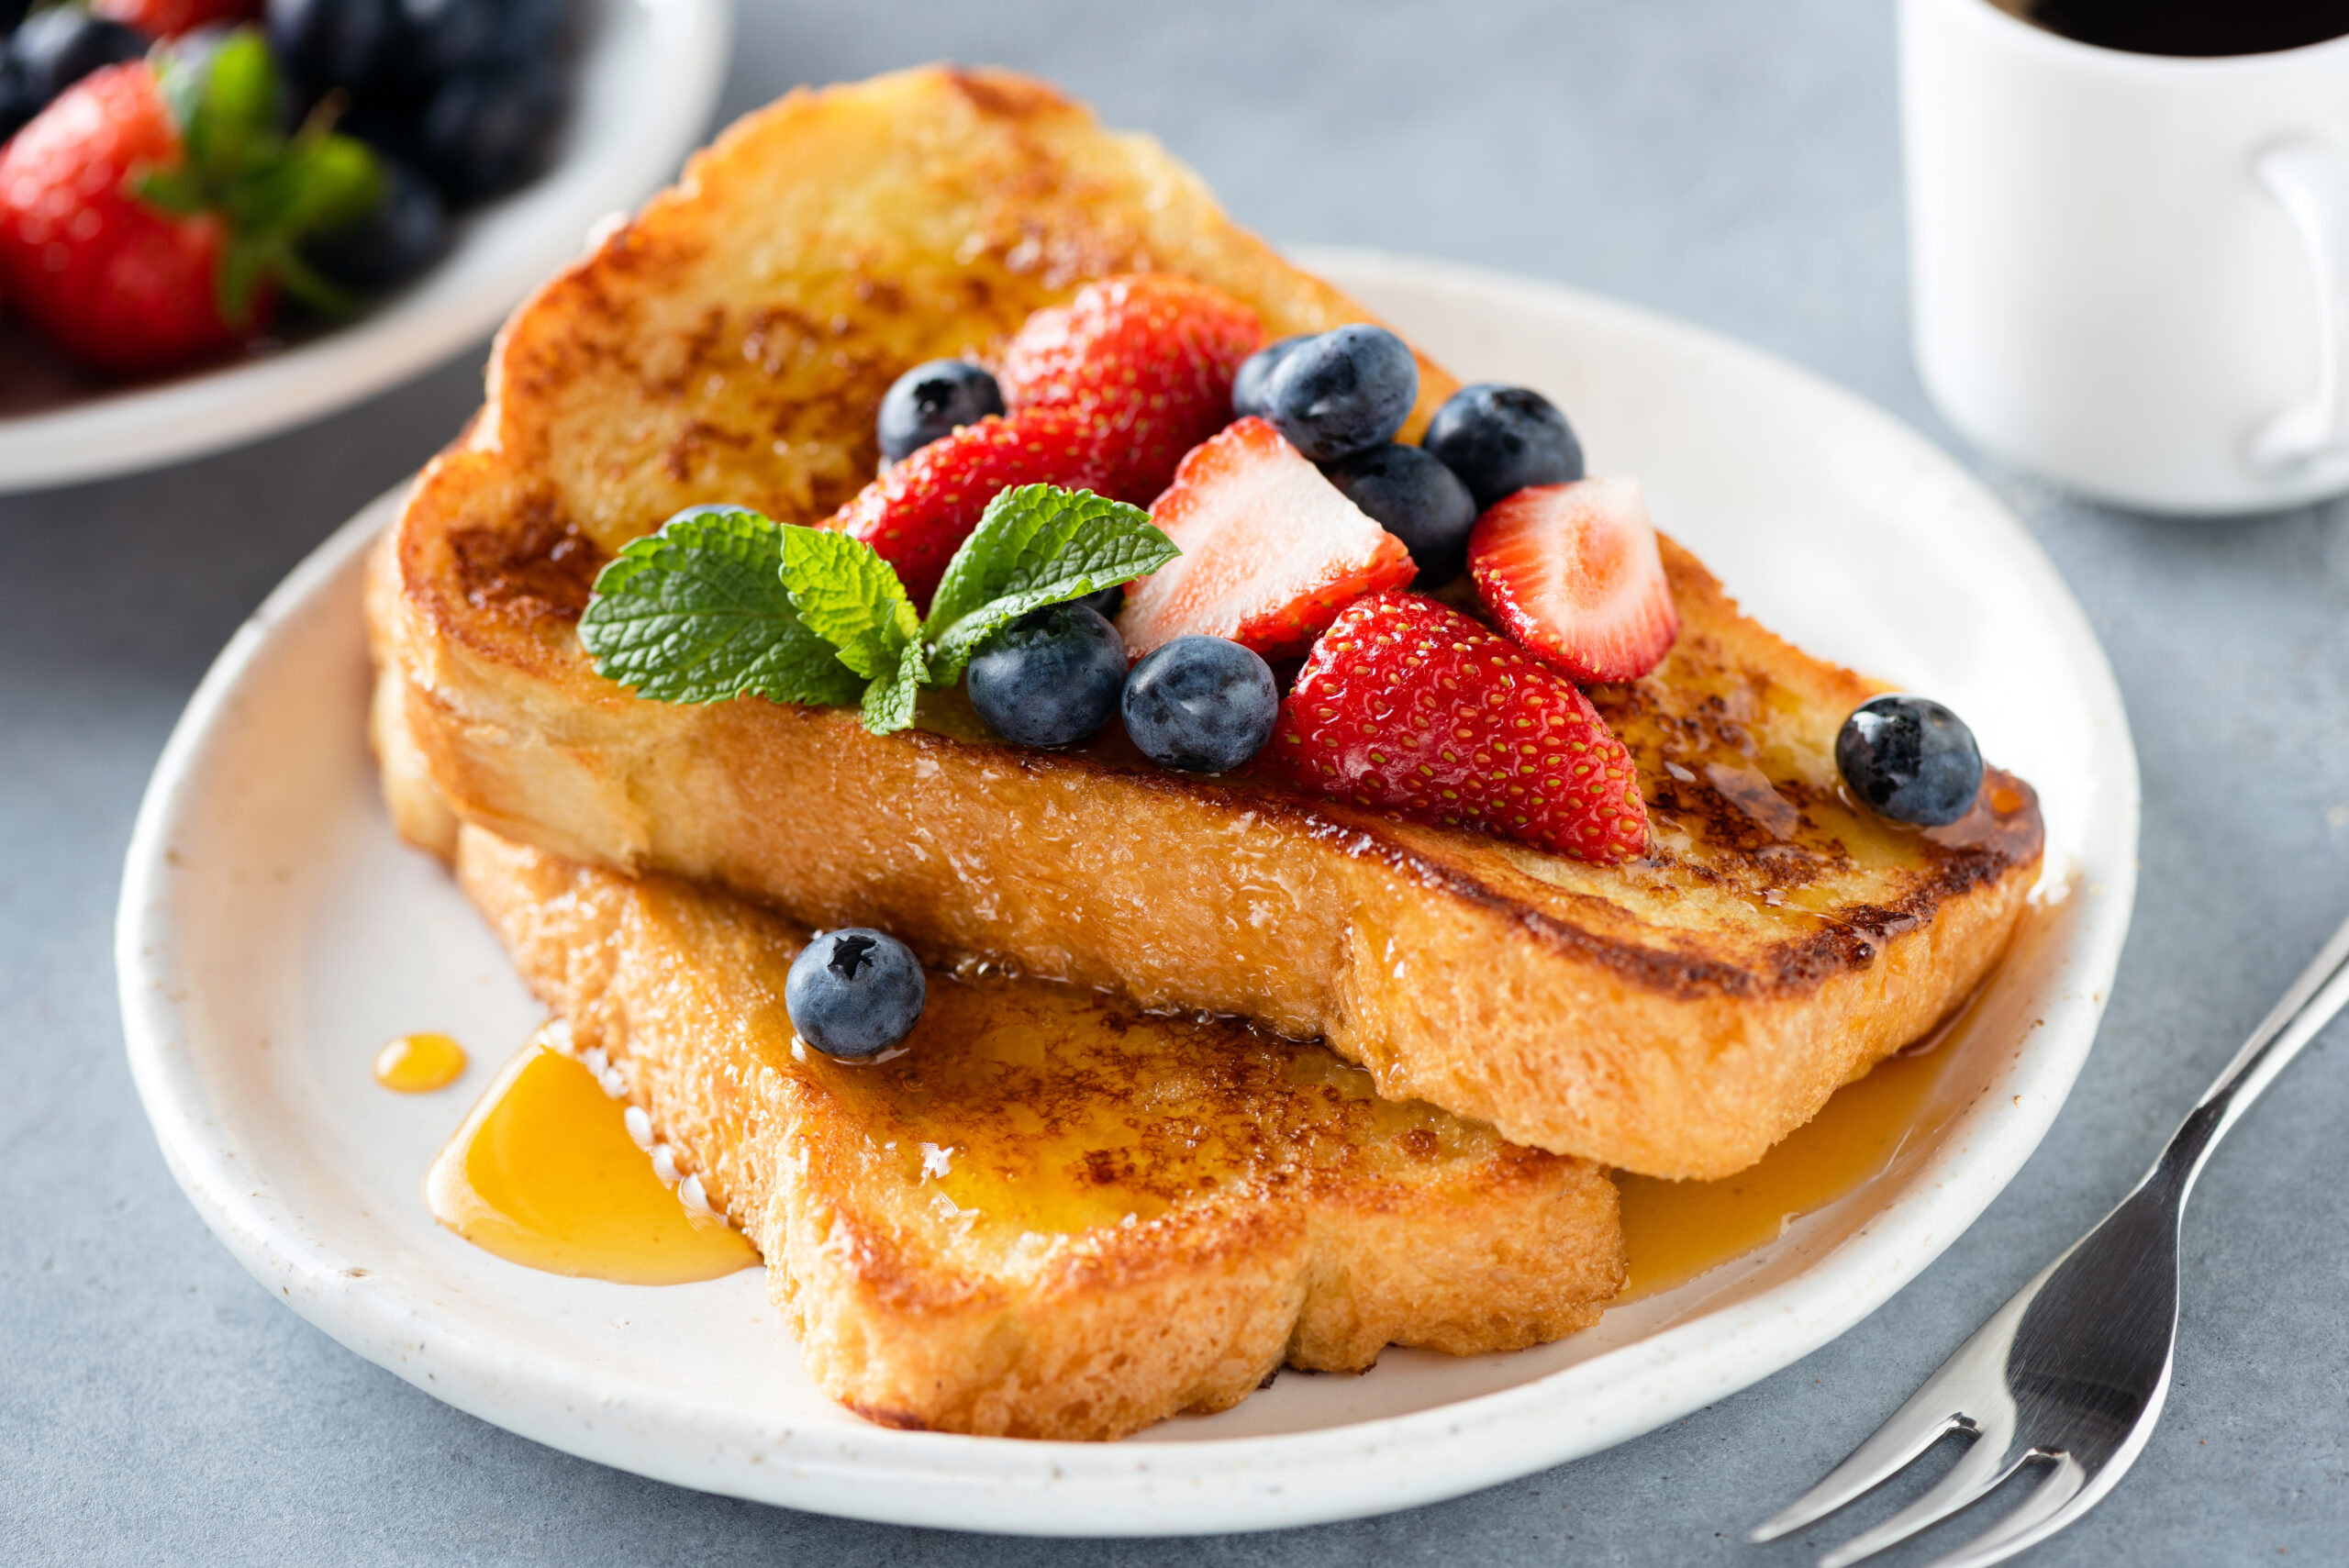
left=452, top=826, right=1625, bottom=1441
left=380, top=65, right=2044, bottom=1180
left=477, top=64, right=1455, bottom=558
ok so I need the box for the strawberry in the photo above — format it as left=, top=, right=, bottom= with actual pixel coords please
left=1118, top=417, right=1416, bottom=660
left=829, top=407, right=1115, bottom=608
left=1466, top=476, right=1679, bottom=683
left=92, top=0, right=262, bottom=37
left=0, top=34, right=381, bottom=374
left=998, top=272, right=1264, bottom=505
left=1266, top=591, right=1651, bottom=863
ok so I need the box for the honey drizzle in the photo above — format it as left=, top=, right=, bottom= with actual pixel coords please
left=373, top=1031, right=467, bottom=1093
left=1611, top=892, right=2051, bottom=1300
left=425, top=1038, right=758, bottom=1285
left=1616, top=1044, right=1950, bottom=1298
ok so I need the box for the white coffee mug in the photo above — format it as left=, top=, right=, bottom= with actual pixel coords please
left=1903, top=0, right=2349, bottom=513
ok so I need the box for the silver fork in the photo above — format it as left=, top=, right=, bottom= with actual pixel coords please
left=1751, top=908, right=2349, bottom=1568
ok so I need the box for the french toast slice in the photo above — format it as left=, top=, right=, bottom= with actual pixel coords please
left=379, top=64, right=2044, bottom=1181
left=451, top=826, right=1626, bottom=1441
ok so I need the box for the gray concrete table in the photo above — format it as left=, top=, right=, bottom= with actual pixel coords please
left=6, top=2, right=2344, bottom=1562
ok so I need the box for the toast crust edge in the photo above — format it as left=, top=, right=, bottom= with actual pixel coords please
left=376, top=491, right=2040, bottom=1180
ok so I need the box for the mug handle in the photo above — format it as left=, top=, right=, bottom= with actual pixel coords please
left=2252, top=139, right=2349, bottom=472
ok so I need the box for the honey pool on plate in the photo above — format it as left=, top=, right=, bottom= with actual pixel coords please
left=373, top=1030, right=468, bottom=1092
left=426, top=1038, right=758, bottom=1285
left=1617, top=1039, right=1951, bottom=1298
left=421, top=1020, right=1957, bottom=1302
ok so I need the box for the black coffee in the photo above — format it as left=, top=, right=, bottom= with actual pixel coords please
left=2021, top=0, right=2349, bottom=55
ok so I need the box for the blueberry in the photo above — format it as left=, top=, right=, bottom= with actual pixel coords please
left=1231, top=332, right=1309, bottom=422
left=390, top=0, right=563, bottom=80
left=1070, top=584, right=1126, bottom=619
left=411, top=53, right=564, bottom=204
left=1835, top=695, right=1985, bottom=828
left=491, top=0, right=568, bottom=60
left=785, top=928, right=927, bottom=1060
left=1261, top=325, right=1419, bottom=462
left=876, top=359, right=1005, bottom=462
left=302, top=155, right=449, bottom=292
left=1420, top=384, right=1585, bottom=512
left=0, top=59, right=39, bottom=142
left=492, top=0, right=570, bottom=59
left=1323, top=442, right=1478, bottom=584
left=1121, top=636, right=1278, bottom=773
left=267, top=0, right=399, bottom=92
left=966, top=601, right=1127, bottom=749
left=393, top=0, right=505, bottom=78
left=1, top=9, right=144, bottom=138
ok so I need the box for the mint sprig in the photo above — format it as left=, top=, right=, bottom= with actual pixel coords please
left=923, top=484, right=1179, bottom=684
left=575, top=508, right=866, bottom=707
left=778, top=525, right=920, bottom=680
left=578, top=485, right=1176, bottom=736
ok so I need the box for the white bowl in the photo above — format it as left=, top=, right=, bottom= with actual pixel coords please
left=117, top=252, right=2140, bottom=1535
left=0, top=0, right=731, bottom=495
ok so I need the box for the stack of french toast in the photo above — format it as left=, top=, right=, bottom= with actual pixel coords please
left=365, top=65, right=2043, bottom=1441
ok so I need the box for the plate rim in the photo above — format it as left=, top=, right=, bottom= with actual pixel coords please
left=0, top=0, right=733, bottom=496
left=116, top=250, right=2142, bottom=1536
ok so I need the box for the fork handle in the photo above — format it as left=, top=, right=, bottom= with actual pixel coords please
left=2163, top=908, right=2349, bottom=1199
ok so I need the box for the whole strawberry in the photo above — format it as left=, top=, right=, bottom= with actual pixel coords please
left=999, top=272, right=1264, bottom=505
left=0, top=31, right=379, bottom=373
left=829, top=407, right=1115, bottom=609
left=1267, top=591, right=1651, bottom=863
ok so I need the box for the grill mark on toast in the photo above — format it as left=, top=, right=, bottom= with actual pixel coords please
left=859, top=720, right=2040, bottom=1004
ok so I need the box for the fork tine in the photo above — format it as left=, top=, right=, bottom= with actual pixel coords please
left=1917, top=1453, right=2089, bottom=1568
left=1748, top=1402, right=1968, bottom=1542
left=1755, top=1271, right=2046, bottom=1545
left=1814, top=1434, right=2028, bottom=1568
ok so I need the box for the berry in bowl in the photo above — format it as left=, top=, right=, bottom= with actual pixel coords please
left=0, top=0, right=727, bottom=492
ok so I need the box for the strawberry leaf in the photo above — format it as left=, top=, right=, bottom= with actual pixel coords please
left=139, top=27, right=385, bottom=326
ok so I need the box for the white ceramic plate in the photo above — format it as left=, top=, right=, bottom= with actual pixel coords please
left=0, top=0, right=729, bottom=495
left=116, top=252, right=2140, bottom=1536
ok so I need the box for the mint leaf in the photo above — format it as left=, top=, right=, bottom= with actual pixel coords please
left=860, top=641, right=929, bottom=735
left=577, top=508, right=864, bottom=707
left=780, top=526, right=920, bottom=681
left=923, top=484, right=1176, bottom=683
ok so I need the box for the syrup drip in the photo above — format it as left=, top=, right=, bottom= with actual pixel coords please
left=1616, top=1044, right=1948, bottom=1298
left=373, top=1032, right=467, bottom=1093
left=1609, top=886, right=2061, bottom=1299
left=426, top=1038, right=759, bottom=1285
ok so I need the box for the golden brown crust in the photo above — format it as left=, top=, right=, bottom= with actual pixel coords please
left=392, top=487, right=2041, bottom=1176
left=455, top=828, right=1623, bottom=1441
left=384, top=64, right=2043, bottom=1180
left=464, top=65, right=1456, bottom=558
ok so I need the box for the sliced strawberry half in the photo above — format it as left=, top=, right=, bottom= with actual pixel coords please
left=829, top=407, right=1113, bottom=609
left=1466, top=477, right=1679, bottom=683
left=1118, top=417, right=1416, bottom=660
